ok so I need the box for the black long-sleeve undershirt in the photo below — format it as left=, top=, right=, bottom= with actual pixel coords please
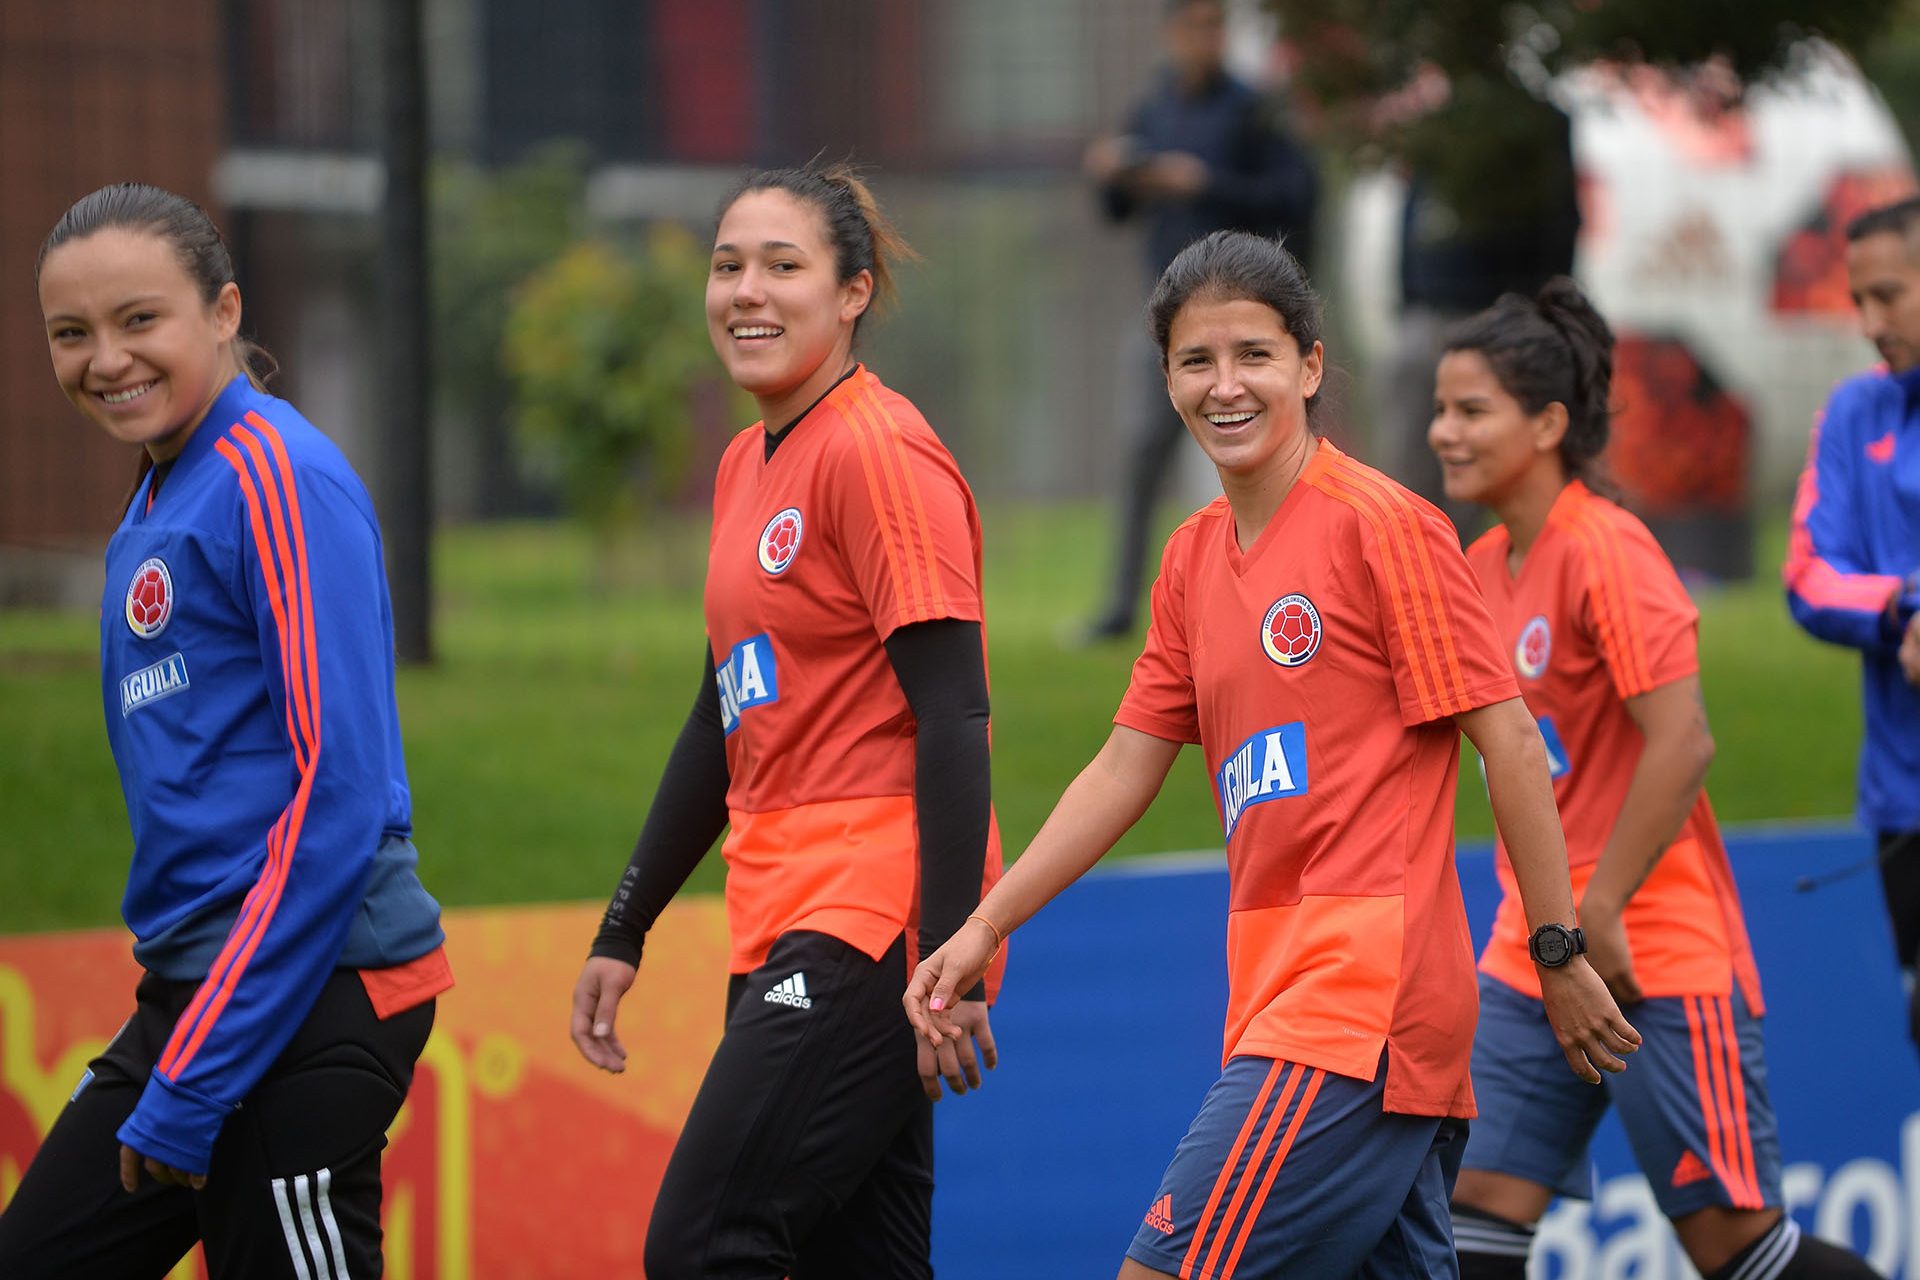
left=590, top=620, right=993, bottom=999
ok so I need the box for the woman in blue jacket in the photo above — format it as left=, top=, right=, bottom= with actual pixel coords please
left=0, top=184, right=451, bottom=1279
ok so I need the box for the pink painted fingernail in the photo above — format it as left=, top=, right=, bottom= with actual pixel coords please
left=930, top=997, right=945, bottom=1011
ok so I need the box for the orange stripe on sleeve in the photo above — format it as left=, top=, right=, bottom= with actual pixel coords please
left=1220, top=1068, right=1327, bottom=1279
left=860, top=386, right=949, bottom=616
left=212, top=439, right=307, bottom=771
left=1583, top=508, right=1655, bottom=692
left=253, top=415, right=325, bottom=740
left=1567, top=510, right=1650, bottom=696
left=847, top=394, right=933, bottom=620
left=843, top=408, right=914, bottom=621
left=1183, top=1060, right=1286, bottom=1279
left=1342, top=466, right=1470, bottom=707
left=159, top=426, right=323, bottom=1079
left=1313, top=468, right=1445, bottom=719
left=1198, top=1064, right=1304, bottom=1280
left=233, top=425, right=319, bottom=752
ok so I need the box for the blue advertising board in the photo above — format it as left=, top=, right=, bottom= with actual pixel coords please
left=933, top=827, right=1918, bottom=1278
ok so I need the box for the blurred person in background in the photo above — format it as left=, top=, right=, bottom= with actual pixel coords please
left=0, top=184, right=450, bottom=1279
left=569, top=162, right=1003, bottom=1280
left=1081, top=0, right=1319, bottom=641
left=1378, top=80, right=1581, bottom=526
left=1785, top=195, right=1920, bottom=1057
left=909, top=230, right=1635, bottom=1280
left=1435, top=279, right=1879, bottom=1280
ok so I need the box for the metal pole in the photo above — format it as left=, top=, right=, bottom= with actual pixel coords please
left=379, top=0, right=433, bottom=663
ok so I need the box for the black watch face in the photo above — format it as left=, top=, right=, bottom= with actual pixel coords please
left=1534, top=927, right=1572, bottom=966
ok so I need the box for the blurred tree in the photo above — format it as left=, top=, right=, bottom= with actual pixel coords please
left=1270, top=0, right=1904, bottom=228
left=430, top=144, right=589, bottom=516
left=501, top=227, right=717, bottom=580
left=1859, top=0, right=1920, bottom=156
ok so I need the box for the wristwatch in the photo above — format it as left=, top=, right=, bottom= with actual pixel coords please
left=1528, top=922, right=1587, bottom=968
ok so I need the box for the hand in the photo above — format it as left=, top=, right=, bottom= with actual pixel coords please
left=913, top=1000, right=999, bottom=1100
left=570, top=955, right=638, bottom=1073
left=1135, top=151, right=1209, bottom=199
left=904, top=918, right=1001, bottom=1052
left=1083, top=134, right=1136, bottom=183
left=1578, top=903, right=1643, bottom=1005
left=1900, top=614, right=1920, bottom=688
left=1538, top=957, right=1642, bottom=1084
left=120, top=1143, right=205, bottom=1192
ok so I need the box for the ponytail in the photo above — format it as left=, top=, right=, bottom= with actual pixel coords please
left=1442, top=275, right=1617, bottom=491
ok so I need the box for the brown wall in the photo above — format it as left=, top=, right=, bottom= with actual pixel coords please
left=0, top=0, right=224, bottom=548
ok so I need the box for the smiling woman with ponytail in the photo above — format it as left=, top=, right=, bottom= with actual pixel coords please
left=1431, top=277, right=1879, bottom=1280
left=568, top=162, right=1003, bottom=1280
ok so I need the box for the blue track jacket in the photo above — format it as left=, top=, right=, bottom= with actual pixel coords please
left=1784, top=364, right=1920, bottom=833
left=101, top=375, right=443, bottom=1174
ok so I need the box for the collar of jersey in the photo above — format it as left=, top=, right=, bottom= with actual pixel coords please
left=137, top=374, right=260, bottom=516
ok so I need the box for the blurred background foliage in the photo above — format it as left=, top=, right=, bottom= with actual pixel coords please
left=1269, top=0, right=1906, bottom=227
left=502, top=225, right=723, bottom=578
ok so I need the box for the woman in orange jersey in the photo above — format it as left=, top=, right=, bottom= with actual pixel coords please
left=907, top=231, right=1636, bottom=1280
left=1432, top=278, right=1877, bottom=1280
left=566, top=163, right=1003, bottom=1280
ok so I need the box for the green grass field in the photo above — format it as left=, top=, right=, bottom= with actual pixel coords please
left=0, top=506, right=1864, bottom=936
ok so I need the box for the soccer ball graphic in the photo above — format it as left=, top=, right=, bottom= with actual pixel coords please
left=758, top=508, right=804, bottom=574
left=126, top=559, right=173, bottom=637
left=1516, top=616, right=1551, bottom=678
left=1261, top=594, right=1321, bottom=667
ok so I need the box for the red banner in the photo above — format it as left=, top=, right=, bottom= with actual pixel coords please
left=0, top=900, right=731, bottom=1278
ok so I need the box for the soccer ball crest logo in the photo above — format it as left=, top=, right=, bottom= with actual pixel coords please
left=1515, top=615, right=1552, bottom=679
left=1260, top=594, right=1322, bottom=667
left=758, top=507, right=804, bottom=575
left=125, top=558, right=174, bottom=639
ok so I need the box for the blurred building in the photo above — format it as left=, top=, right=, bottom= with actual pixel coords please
left=2, top=0, right=1223, bottom=589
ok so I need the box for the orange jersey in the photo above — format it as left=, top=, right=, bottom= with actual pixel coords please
left=704, top=366, right=1004, bottom=978
left=1117, top=443, right=1519, bottom=1118
left=1466, top=481, right=1762, bottom=1012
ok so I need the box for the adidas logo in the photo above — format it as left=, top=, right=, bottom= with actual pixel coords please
left=1144, top=1193, right=1175, bottom=1236
left=1672, top=1150, right=1713, bottom=1187
left=764, top=972, right=812, bottom=1009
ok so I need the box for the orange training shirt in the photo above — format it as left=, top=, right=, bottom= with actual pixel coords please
left=1467, top=481, right=1762, bottom=1012
left=703, top=366, right=1004, bottom=979
left=1117, top=443, right=1519, bottom=1118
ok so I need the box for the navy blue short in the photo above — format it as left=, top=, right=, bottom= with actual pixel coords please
left=1126, top=1054, right=1466, bottom=1280
left=1464, top=974, right=1783, bottom=1219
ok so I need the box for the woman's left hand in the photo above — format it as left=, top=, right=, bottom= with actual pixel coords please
left=120, top=1142, right=206, bottom=1192
left=913, top=1000, right=998, bottom=1100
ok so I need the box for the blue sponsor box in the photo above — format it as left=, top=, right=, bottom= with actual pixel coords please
left=934, top=826, right=1918, bottom=1278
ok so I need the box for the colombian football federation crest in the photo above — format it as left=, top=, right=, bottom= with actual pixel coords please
left=1516, top=615, right=1552, bottom=679
left=758, top=508, right=804, bottom=575
left=1260, top=594, right=1321, bottom=667
left=125, top=558, right=174, bottom=639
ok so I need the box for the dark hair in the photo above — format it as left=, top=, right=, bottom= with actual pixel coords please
left=38, top=183, right=275, bottom=389
left=1847, top=195, right=1920, bottom=244
left=1442, top=276, right=1615, bottom=488
left=1147, top=229, right=1325, bottom=427
left=716, top=162, right=918, bottom=338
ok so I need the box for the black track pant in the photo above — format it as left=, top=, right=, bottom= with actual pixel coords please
left=644, top=929, right=936, bottom=1280
left=0, top=968, right=433, bottom=1279
left=1879, top=828, right=1920, bottom=1052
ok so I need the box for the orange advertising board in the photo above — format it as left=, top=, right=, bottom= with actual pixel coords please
left=0, top=900, right=730, bottom=1278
